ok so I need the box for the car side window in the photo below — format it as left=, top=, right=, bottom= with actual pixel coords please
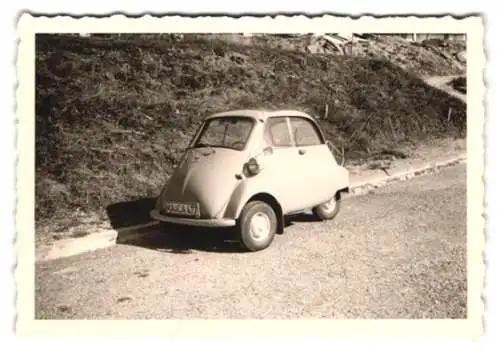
left=289, top=117, right=323, bottom=146
left=265, top=117, right=293, bottom=147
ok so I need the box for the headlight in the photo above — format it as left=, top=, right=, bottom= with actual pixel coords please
left=245, top=157, right=260, bottom=175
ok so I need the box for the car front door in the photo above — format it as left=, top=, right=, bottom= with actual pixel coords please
left=288, top=116, right=338, bottom=207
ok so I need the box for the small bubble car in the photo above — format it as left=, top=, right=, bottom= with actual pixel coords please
left=150, top=109, right=350, bottom=251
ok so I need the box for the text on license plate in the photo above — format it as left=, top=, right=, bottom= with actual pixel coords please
left=164, top=202, right=200, bottom=217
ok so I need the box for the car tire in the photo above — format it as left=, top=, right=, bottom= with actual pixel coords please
left=237, top=201, right=277, bottom=252
left=313, top=194, right=342, bottom=221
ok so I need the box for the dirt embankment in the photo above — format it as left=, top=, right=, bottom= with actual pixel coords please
left=204, top=33, right=466, bottom=77
left=35, top=34, right=466, bottom=233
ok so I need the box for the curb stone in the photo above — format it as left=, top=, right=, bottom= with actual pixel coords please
left=346, top=155, right=467, bottom=197
left=35, top=154, right=466, bottom=263
left=36, top=222, right=160, bottom=263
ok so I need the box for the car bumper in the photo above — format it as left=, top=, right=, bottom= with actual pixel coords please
left=150, top=209, right=236, bottom=227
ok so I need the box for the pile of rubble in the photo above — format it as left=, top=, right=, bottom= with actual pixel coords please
left=303, top=33, right=466, bottom=76
left=231, top=33, right=466, bottom=76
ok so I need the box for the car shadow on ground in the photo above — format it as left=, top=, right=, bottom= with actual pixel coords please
left=106, top=197, right=245, bottom=253
left=122, top=226, right=247, bottom=254
left=284, top=213, right=323, bottom=225
left=106, top=199, right=323, bottom=254
left=106, top=197, right=157, bottom=229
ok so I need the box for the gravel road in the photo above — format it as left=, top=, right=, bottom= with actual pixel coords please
left=35, top=163, right=467, bottom=319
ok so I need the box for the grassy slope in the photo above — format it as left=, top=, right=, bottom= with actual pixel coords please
left=35, top=34, right=466, bottom=227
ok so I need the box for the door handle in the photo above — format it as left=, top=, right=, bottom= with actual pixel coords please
left=298, top=149, right=306, bottom=155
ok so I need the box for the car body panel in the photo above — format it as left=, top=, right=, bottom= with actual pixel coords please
left=151, top=109, right=350, bottom=227
left=158, top=147, right=248, bottom=219
left=221, top=146, right=349, bottom=220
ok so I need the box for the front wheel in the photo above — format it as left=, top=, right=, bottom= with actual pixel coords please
left=313, top=194, right=342, bottom=221
left=237, top=201, right=277, bottom=252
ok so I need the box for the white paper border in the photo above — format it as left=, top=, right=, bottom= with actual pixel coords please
left=15, top=13, right=485, bottom=338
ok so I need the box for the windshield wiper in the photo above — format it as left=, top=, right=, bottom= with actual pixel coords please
left=192, top=143, right=216, bottom=154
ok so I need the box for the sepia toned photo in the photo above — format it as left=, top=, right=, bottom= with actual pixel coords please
left=15, top=14, right=484, bottom=336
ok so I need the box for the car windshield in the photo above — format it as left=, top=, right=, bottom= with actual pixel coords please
left=192, top=116, right=255, bottom=151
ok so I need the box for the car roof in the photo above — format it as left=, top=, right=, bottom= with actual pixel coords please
left=205, top=109, right=315, bottom=122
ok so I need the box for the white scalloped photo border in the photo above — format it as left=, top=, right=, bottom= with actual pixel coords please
left=15, top=14, right=485, bottom=338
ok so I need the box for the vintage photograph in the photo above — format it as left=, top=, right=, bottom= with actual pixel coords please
left=15, top=15, right=484, bottom=335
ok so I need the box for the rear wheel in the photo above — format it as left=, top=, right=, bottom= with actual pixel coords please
left=313, top=194, right=342, bottom=221
left=237, top=201, right=277, bottom=252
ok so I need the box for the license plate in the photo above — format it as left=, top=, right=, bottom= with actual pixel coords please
left=163, top=201, right=200, bottom=218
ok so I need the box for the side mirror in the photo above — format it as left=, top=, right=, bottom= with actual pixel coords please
left=262, top=146, right=274, bottom=156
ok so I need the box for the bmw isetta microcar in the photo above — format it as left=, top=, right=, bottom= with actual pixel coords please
left=150, top=109, right=350, bottom=251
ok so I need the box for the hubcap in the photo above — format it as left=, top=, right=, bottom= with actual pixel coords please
left=322, top=198, right=337, bottom=213
left=249, top=212, right=271, bottom=242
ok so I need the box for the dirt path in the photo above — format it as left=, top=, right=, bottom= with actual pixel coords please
left=424, top=75, right=466, bottom=103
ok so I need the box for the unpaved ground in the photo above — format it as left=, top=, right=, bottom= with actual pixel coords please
left=35, top=163, right=467, bottom=320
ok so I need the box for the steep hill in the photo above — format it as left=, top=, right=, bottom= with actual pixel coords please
left=35, top=34, right=466, bottom=226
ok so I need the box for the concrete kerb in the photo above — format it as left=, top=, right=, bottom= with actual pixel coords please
left=35, top=154, right=466, bottom=263
left=36, top=222, right=160, bottom=263
left=346, top=155, right=467, bottom=197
